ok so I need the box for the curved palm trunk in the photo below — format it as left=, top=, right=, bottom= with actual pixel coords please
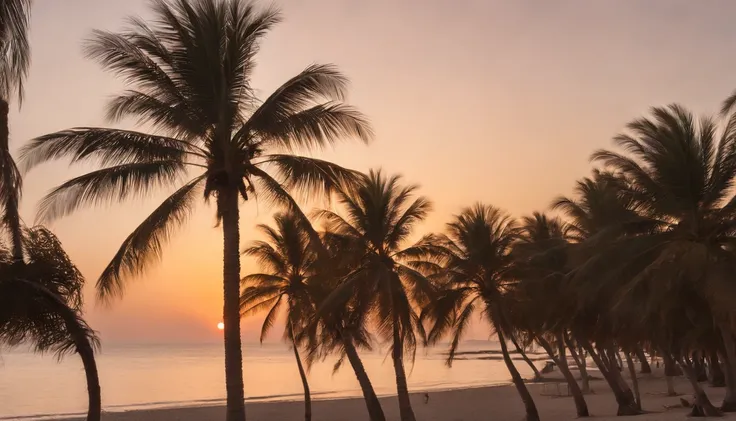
left=537, top=335, right=589, bottom=417
left=693, top=352, right=708, bottom=382
left=708, top=351, right=725, bottom=387
left=496, top=327, right=539, bottom=421
left=220, top=190, right=246, bottom=421
left=624, top=352, right=641, bottom=411
left=565, top=336, right=590, bottom=393
left=583, top=343, right=640, bottom=415
left=680, top=358, right=722, bottom=417
left=17, top=279, right=102, bottom=421
left=342, top=335, right=386, bottom=421
left=391, top=322, right=416, bottom=421
left=635, top=348, right=651, bottom=374
left=718, top=327, right=736, bottom=412
left=0, top=98, right=23, bottom=261
left=662, top=352, right=679, bottom=397
left=291, top=337, right=311, bottom=421
left=509, top=334, right=542, bottom=380
left=76, top=332, right=102, bottom=421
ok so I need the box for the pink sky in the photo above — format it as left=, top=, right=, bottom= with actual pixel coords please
left=12, top=0, right=736, bottom=344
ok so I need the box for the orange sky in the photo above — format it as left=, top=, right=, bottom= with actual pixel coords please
left=12, top=0, right=736, bottom=344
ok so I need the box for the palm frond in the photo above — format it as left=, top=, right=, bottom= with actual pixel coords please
left=35, top=160, right=186, bottom=223
left=244, top=64, right=350, bottom=137
left=260, top=294, right=284, bottom=343
left=96, top=175, right=204, bottom=300
left=0, top=148, right=23, bottom=258
left=0, top=0, right=31, bottom=103
left=259, top=154, right=362, bottom=202
left=253, top=102, right=373, bottom=151
left=20, top=128, right=199, bottom=172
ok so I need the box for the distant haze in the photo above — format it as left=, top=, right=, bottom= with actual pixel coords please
left=14, top=0, right=736, bottom=344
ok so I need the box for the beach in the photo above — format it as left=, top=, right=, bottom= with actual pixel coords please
left=60, top=368, right=732, bottom=421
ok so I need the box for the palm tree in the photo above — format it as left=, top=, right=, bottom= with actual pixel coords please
left=304, top=229, right=387, bottom=421
left=0, top=227, right=101, bottom=421
left=590, top=103, right=736, bottom=414
left=421, top=204, right=540, bottom=421
left=552, top=170, right=646, bottom=416
left=512, top=212, right=589, bottom=417
left=315, top=169, right=434, bottom=421
left=0, top=0, right=30, bottom=262
left=240, top=211, right=319, bottom=421
left=19, top=2, right=371, bottom=420
left=1, top=4, right=101, bottom=420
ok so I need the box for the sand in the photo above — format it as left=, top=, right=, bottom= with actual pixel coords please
left=62, top=367, right=733, bottom=421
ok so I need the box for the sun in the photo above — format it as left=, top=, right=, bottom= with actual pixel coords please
left=217, top=322, right=225, bottom=330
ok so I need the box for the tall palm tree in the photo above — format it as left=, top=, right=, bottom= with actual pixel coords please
left=421, top=204, right=540, bottom=421
left=590, top=103, right=736, bottom=413
left=240, top=211, right=318, bottom=421
left=0, top=0, right=30, bottom=261
left=315, top=169, right=434, bottom=421
left=0, top=227, right=101, bottom=421
left=20, top=2, right=371, bottom=420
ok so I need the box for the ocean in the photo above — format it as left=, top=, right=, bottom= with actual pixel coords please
left=0, top=340, right=542, bottom=420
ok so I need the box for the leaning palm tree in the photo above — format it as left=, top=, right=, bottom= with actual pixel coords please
left=511, top=212, right=589, bottom=417
left=240, top=211, right=319, bottom=421
left=0, top=0, right=31, bottom=261
left=315, top=169, right=434, bottom=421
left=552, top=170, right=646, bottom=415
left=421, top=204, right=540, bottom=421
left=591, top=103, right=736, bottom=413
left=0, top=227, right=101, bottom=421
left=19, top=2, right=371, bottom=420
left=305, top=228, right=386, bottom=421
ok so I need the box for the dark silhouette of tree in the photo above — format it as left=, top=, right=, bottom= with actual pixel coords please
left=0, top=0, right=30, bottom=261
left=240, top=211, right=319, bottom=421
left=0, top=227, right=101, bottom=421
left=20, top=2, right=371, bottom=420
left=314, top=170, right=434, bottom=421
left=421, top=204, right=540, bottom=421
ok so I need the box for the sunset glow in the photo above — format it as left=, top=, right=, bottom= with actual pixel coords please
left=217, top=322, right=224, bottom=331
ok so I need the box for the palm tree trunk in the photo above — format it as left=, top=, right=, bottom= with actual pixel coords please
left=624, top=352, right=641, bottom=410
left=291, top=336, right=311, bottom=421
left=583, top=343, right=640, bottom=415
left=76, top=332, right=102, bottom=421
left=635, top=348, right=651, bottom=374
left=342, top=335, right=386, bottom=421
left=219, top=190, right=246, bottom=421
left=18, top=278, right=102, bottom=421
left=537, top=335, right=589, bottom=417
left=718, top=327, right=736, bottom=412
left=496, top=327, right=539, bottom=421
left=509, top=334, right=542, bottom=381
left=662, top=352, right=679, bottom=396
left=391, top=322, right=416, bottom=421
left=680, top=358, right=722, bottom=417
left=693, top=352, right=708, bottom=382
left=0, top=98, right=23, bottom=262
left=565, top=336, right=590, bottom=393
left=708, top=350, right=725, bottom=387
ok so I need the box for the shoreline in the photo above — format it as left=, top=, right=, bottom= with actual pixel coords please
left=48, top=367, right=735, bottom=421
left=14, top=383, right=513, bottom=421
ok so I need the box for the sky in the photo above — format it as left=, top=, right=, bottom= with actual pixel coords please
left=11, top=0, right=736, bottom=344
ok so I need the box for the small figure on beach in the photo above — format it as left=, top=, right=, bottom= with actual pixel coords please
left=424, top=393, right=430, bottom=404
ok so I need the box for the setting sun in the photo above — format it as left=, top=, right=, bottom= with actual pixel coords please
left=217, top=322, right=224, bottom=330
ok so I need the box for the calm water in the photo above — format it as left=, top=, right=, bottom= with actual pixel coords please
left=0, top=340, right=539, bottom=420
